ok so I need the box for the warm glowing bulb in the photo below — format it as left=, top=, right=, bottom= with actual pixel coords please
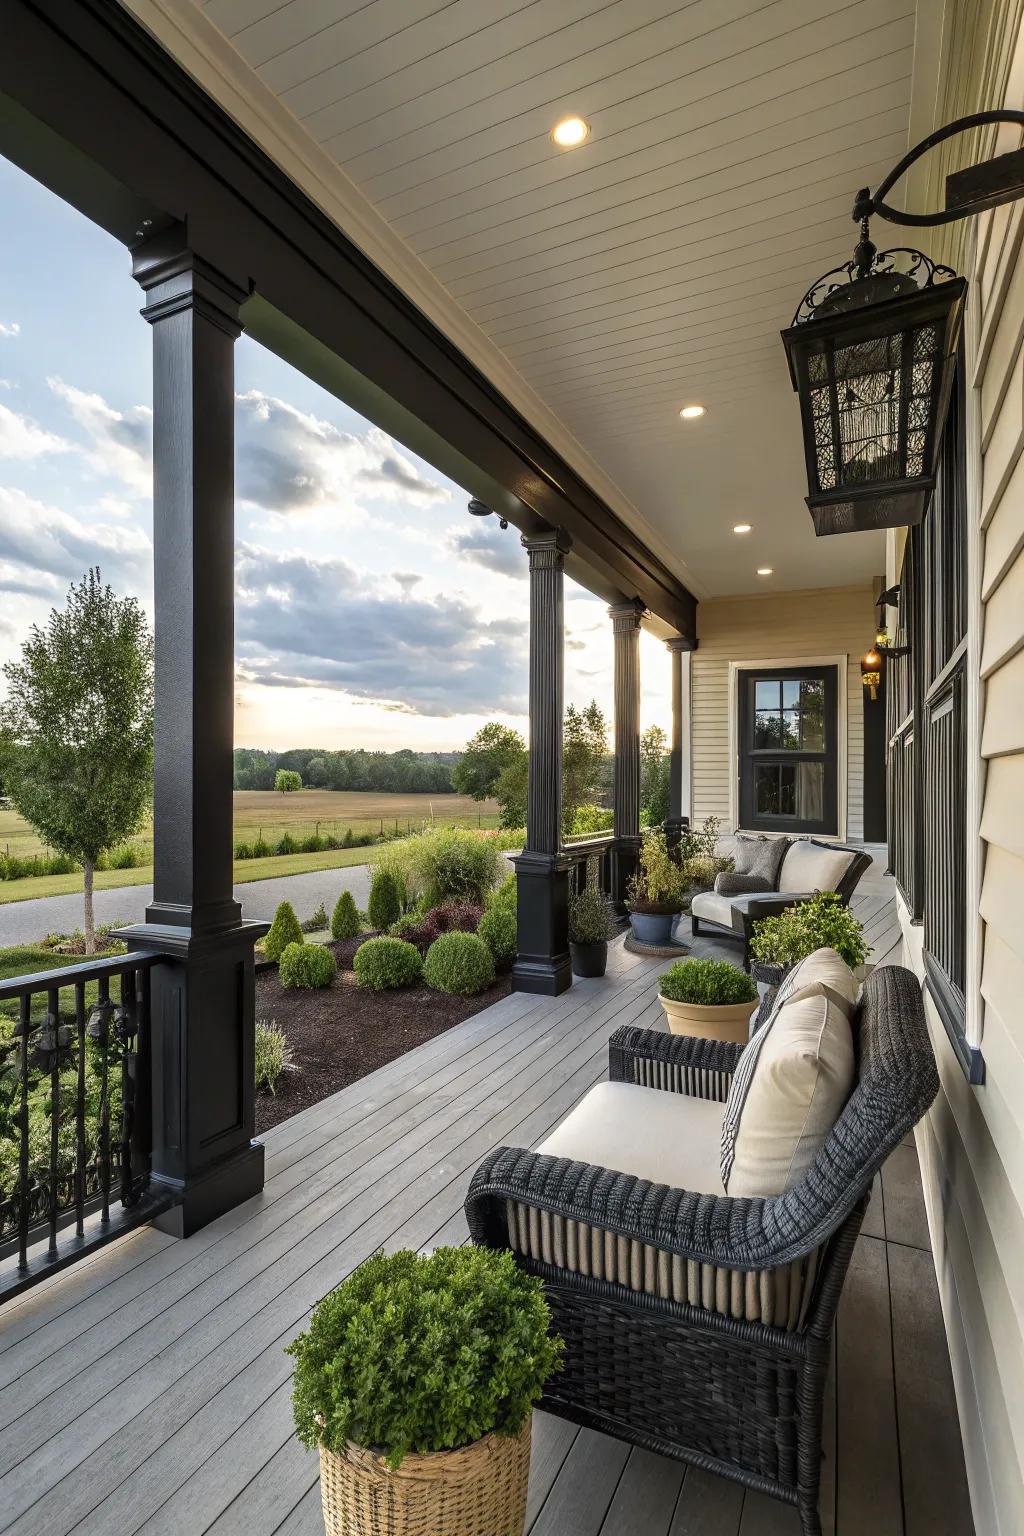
left=733, top=523, right=752, bottom=534
left=551, top=116, right=590, bottom=148
left=679, top=404, right=706, bottom=420
left=756, top=567, right=773, bottom=576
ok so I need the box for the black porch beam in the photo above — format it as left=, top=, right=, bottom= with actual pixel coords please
left=0, top=0, right=697, bottom=641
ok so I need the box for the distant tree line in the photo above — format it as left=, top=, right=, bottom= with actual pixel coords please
left=233, top=747, right=457, bottom=794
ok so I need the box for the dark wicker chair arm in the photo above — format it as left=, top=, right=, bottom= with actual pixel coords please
left=714, top=871, right=773, bottom=896
left=608, top=1025, right=743, bottom=1096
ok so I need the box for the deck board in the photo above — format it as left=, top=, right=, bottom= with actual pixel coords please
left=0, top=859, right=973, bottom=1536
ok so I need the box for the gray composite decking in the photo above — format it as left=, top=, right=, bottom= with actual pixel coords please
left=0, top=854, right=973, bottom=1536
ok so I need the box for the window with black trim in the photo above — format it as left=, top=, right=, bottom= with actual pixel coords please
left=886, top=359, right=971, bottom=1067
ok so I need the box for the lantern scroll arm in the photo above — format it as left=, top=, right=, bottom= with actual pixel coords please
left=855, top=109, right=1024, bottom=229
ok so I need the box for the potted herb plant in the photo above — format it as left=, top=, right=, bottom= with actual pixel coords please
left=568, top=885, right=614, bottom=977
left=658, top=957, right=758, bottom=1042
left=626, top=827, right=687, bottom=944
left=288, top=1246, right=563, bottom=1536
left=749, top=892, right=869, bottom=990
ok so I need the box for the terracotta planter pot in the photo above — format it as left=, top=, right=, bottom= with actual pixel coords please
left=570, top=939, right=608, bottom=977
left=318, top=1421, right=531, bottom=1536
left=659, top=993, right=757, bottom=1043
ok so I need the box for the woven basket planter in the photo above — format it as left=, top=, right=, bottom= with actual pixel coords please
left=318, top=1421, right=532, bottom=1536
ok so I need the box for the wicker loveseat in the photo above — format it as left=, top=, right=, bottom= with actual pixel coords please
left=466, top=966, right=938, bottom=1536
left=690, top=838, right=874, bottom=968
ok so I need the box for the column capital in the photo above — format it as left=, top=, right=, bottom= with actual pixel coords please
left=521, top=527, right=571, bottom=568
left=132, top=223, right=248, bottom=337
left=608, top=597, right=645, bottom=632
left=666, top=635, right=693, bottom=653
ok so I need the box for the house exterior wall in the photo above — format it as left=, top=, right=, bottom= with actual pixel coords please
left=689, top=585, right=877, bottom=839
left=893, top=8, right=1024, bottom=1532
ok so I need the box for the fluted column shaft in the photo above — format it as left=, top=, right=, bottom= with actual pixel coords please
left=512, top=529, right=573, bottom=995
left=609, top=599, right=644, bottom=907
left=524, top=530, right=568, bottom=854
left=666, top=636, right=692, bottom=856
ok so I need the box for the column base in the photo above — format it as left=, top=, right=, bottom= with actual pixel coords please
left=664, top=815, right=691, bottom=860
left=611, top=834, right=642, bottom=913
left=511, top=849, right=572, bottom=997
left=152, top=1141, right=265, bottom=1239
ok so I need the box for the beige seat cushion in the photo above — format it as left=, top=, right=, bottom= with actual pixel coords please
left=777, top=840, right=856, bottom=894
left=690, top=889, right=743, bottom=933
left=538, top=1080, right=725, bottom=1192
left=722, top=988, right=855, bottom=1197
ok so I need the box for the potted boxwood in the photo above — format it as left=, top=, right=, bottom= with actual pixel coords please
left=658, top=957, right=758, bottom=1042
left=626, top=827, right=687, bottom=944
left=568, top=885, right=614, bottom=977
left=749, top=891, right=869, bottom=990
left=288, top=1246, right=563, bottom=1536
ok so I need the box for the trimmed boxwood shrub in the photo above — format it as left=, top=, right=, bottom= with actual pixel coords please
left=477, top=903, right=516, bottom=969
left=287, top=1247, right=563, bottom=1467
left=264, top=901, right=304, bottom=963
left=659, top=958, right=756, bottom=1006
left=353, top=936, right=423, bottom=991
left=331, top=890, right=361, bottom=941
left=367, top=870, right=402, bottom=932
left=424, top=931, right=495, bottom=995
left=279, top=941, right=337, bottom=990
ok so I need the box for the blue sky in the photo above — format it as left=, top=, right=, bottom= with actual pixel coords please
left=0, top=153, right=669, bottom=751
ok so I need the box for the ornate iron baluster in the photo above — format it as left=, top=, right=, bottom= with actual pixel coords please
left=46, top=987, right=59, bottom=1260
left=17, top=993, right=31, bottom=1273
left=116, top=969, right=139, bottom=1207
left=75, top=981, right=87, bottom=1238
left=88, top=981, right=113, bottom=1225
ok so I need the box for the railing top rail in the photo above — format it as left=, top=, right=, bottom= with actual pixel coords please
left=0, top=950, right=160, bottom=1002
left=561, top=833, right=616, bottom=855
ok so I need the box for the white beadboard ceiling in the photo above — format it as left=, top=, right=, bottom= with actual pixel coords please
left=186, top=0, right=914, bottom=596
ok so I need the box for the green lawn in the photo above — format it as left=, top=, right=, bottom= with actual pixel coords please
left=0, top=842, right=382, bottom=905
left=0, top=943, right=126, bottom=1024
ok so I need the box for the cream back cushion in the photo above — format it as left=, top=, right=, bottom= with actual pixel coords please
left=777, top=840, right=856, bottom=894
left=771, top=946, right=860, bottom=1019
left=722, top=984, right=855, bottom=1197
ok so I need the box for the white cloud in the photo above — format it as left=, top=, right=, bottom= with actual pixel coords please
left=0, top=485, right=151, bottom=585
left=47, top=377, right=152, bottom=496
left=0, top=401, right=71, bottom=460
left=234, top=391, right=450, bottom=518
left=0, top=321, right=19, bottom=338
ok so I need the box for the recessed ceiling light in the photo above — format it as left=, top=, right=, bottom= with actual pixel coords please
left=733, top=523, right=752, bottom=534
left=551, top=116, right=590, bottom=148
left=679, top=404, right=706, bottom=420
left=756, top=567, right=773, bottom=576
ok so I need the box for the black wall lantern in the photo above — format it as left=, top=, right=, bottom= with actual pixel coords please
left=783, top=110, right=1024, bottom=537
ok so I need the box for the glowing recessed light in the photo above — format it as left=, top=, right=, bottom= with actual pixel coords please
left=551, top=116, right=590, bottom=148
left=733, top=523, right=752, bottom=534
left=756, top=566, right=773, bottom=576
left=679, top=404, right=706, bottom=420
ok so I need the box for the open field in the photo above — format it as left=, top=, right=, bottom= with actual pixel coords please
left=0, top=791, right=501, bottom=903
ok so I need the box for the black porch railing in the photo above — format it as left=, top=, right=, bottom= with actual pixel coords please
left=0, top=951, right=175, bottom=1302
left=562, top=834, right=617, bottom=903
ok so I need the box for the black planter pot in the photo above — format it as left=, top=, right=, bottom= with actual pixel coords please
left=570, top=940, right=608, bottom=978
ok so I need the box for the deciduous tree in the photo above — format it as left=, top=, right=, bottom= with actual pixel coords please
left=0, top=570, right=153, bottom=953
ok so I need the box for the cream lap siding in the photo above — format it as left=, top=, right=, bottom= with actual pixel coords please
left=690, top=585, right=876, bottom=840
left=897, top=36, right=1024, bottom=1532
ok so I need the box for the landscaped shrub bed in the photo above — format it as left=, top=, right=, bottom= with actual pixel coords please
left=253, top=936, right=511, bottom=1135
left=424, top=931, right=495, bottom=996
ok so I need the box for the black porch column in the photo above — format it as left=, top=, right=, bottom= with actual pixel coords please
left=512, top=529, right=572, bottom=996
left=665, top=636, right=692, bottom=856
left=609, top=599, right=645, bottom=908
left=122, top=226, right=265, bottom=1237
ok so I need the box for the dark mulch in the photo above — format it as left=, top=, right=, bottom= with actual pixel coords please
left=254, top=935, right=512, bottom=1136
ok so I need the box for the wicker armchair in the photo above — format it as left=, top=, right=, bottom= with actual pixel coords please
left=691, top=840, right=874, bottom=968
left=466, top=966, right=938, bottom=1536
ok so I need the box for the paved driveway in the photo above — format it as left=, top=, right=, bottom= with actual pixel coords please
left=0, top=864, right=375, bottom=947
